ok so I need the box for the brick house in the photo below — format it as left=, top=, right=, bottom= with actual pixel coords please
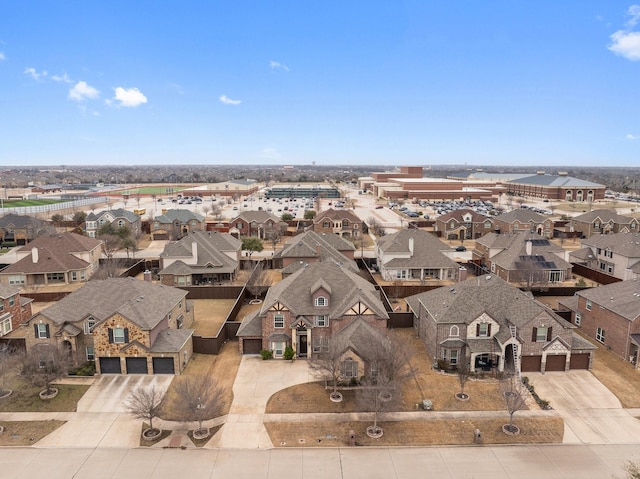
left=375, top=229, right=460, bottom=282
left=569, top=232, right=640, bottom=281
left=159, top=231, right=241, bottom=286
left=20, top=278, right=194, bottom=374
left=151, top=210, right=205, bottom=240
left=434, top=208, right=494, bottom=241
left=85, top=208, right=142, bottom=239
left=406, top=275, right=595, bottom=373
left=237, top=261, right=389, bottom=372
left=475, top=232, right=572, bottom=286
left=313, top=208, right=363, bottom=238
left=0, top=213, right=52, bottom=246
left=0, top=233, right=102, bottom=287
left=0, top=284, right=33, bottom=338
left=228, top=210, right=285, bottom=240
left=569, top=209, right=639, bottom=238
left=493, top=209, right=554, bottom=239
left=561, top=280, right=640, bottom=368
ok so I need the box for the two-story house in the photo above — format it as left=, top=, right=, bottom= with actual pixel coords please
left=0, top=233, right=102, bottom=287
left=0, top=284, right=33, bottom=338
left=434, top=208, right=494, bottom=241
left=0, top=214, right=51, bottom=246
left=375, top=229, right=460, bottom=282
left=159, top=231, right=241, bottom=286
left=569, top=209, right=639, bottom=238
left=569, top=232, right=640, bottom=281
left=313, top=208, right=363, bottom=238
left=237, top=261, right=389, bottom=378
left=21, top=278, right=194, bottom=374
left=406, top=275, right=595, bottom=373
left=85, top=208, right=142, bottom=239
left=151, top=210, right=205, bottom=240
left=229, top=211, right=284, bottom=240
left=493, top=209, right=554, bottom=239
left=475, top=232, right=572, bottom=286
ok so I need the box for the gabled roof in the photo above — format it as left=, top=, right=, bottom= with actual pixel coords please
left=568, top=247, right=596, bottom=262
left=230, top=210, right=282, bottom=224
left=483, top=233, right=571, bottom=272
left=86, top=208, right=140, bottom=223
left=577, top=279, right=640, bottom=321
left=436, top=208, right=492, bottom=223
left=261, top=262, right=388, bottom=320
left=1, top=233, right=101, bottom=275
left=332, top=316, right=389, bottom=359
left=581, top=232, right=640, bottom=258
left=314, top=208, right=361, bottom=223
left=572, top=209, right=635, bottom=225
left=236, top=309, right=263, bottom=337
left=274, top=230, right=357, bottom=271
left=150, top=328, right=194, bottom=352
left=154, top=209, right=204, bottom=224
left=159, top=231, right=240, bottom=274
left=507, top=174, right=604, bottom=188
left=0, top=284, right=20, bottom=299
left=405, top=275, right=570, bottom=329
left=36, top=278, right=187, bottom=330
left=376, top=229, right=459, bottom=269
left=0, top=213, right=49, bottom=229
left=494, top=209, right=547, bottom=224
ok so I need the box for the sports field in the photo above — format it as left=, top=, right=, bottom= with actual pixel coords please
left=111, top=185, right=191, bottom=196
left=1, top=198, right=66, bottom=207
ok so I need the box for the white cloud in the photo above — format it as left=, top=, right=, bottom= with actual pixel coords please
left=110, top=87, right=148, bottom=107
left=269, top=60, right=289, bottom=72
left=625, top=133, right=639, bottom=140
left=219, top=94, right=241, bottom=105
left=626, top=4, right=640, bottom=27
left=0, top=52, right=5, bottom=61
left=24, top=67, right=47, bottom=80
left=51, top=73, right=72, bottom=83
left=68, top=81, right=100, bottom=102
left=609, top=30, right=640, bottom=60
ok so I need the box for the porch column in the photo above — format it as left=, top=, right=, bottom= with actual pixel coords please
left=469, top=352, right=478, bottom=373
left=306, top=329, right=311, bottom=356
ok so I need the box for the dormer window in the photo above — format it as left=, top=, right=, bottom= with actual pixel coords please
left=315, top=296, right=328, bottom=307
left=84, top=317, right=96, bottom=334
left=477, top=323, right=491, bottom=337
left=450, top=325, right=459, bottom=337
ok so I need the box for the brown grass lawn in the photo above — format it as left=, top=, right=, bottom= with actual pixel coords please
left=586, top=333, right=640, bottom=408
left=160, top=341, right=241, bottom=420
left=0, top=420, right=66, bottom=446
left=265, top=417, right=563, bottom=447
left=0, top=374, right=89, bottom=413
left=190, top=299, right=236, bottom=336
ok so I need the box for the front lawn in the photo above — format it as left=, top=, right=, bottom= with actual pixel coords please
left=0, top=375, right=89, bottom=413
left=0, top=420, right=66, bottom=446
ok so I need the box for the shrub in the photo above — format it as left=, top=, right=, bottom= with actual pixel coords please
left=68, top=361, right=96, bottom=376
left=260, top=349, right=273, bottom=360
left=436, top=359, right=450, bottom=371
left=283, top=346, right=295, bottom=360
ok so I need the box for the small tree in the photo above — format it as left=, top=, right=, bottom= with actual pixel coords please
left=245, top=260, right=269, bottom=300
left=456, top=360, right=470, bottom=400
left=72, top=211, right=87, bottom=226
left=304, top=209, right=316, bottom=220
left=502, top=375, right=528, bottom=434
left=359, top=374, right=397, bottom=438
left=125, top=384, right=166, bottom=436
left=51, top=213, right=64, bottom=227
left=173, top=374, right=225, bottom=437
left=241, top=237, right=264, bottom=257
left=309, top=339, right=344, bottom=402
left=281, top=212, right=294, bottom=221
left=20, top=344, right=72, bottom=396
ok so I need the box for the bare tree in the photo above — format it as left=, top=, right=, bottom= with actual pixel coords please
left=309, top=338, right=344, bottom=402
left=502, top=375, right=528, bottom=434
left=358, top=374, right=398, bottom=438
left=367, top=216, right=386, bottom=237
left=172, top=374, right=225, bottom=437
left=245, top=260, right=269, bottom=300
left=125, top=384, right=166, bottom=435
left=268, top=229, right=281, bottom=251
left=20, top=344, right=72, bottom=396
left=456, top=360, right=470, bottom=400
left=0, top=347, right=19, bottom=396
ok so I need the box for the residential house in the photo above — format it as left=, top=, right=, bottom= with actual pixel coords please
left=229, top=210, right=284, bottom=240
left=569, top=232, right=640, bottom=281
left=406, top=275, right=595, bottom=373
left=569, top=209, right=639, bottom=238
left=159, top=231, right=241, bottom=286
left=375, top=229, right=460, bottom=282
left=237, top=261, right=389, bottom=377
left=19, top=278, right=194, bottom=374
left=85, top=208, right=142, bottom=239
left=0, top=214, right=52, bottom=246
left=0, top=233, right=102, bottom=287
left=313, top=208, right=363, bottom=238
left=273, top=230, right=357, bottom=275
left=561, top=280, right=640, bottom=368
left=0, top=284, right=33, bottom=338
left=493, top=209, right=554, bottom=239
left=434, top=208, right=494, bottom=241
left=151, top=210, right=205, bottom=240
left=475, top=232, right=572, bottom=286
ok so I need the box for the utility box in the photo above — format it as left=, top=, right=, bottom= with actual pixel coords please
left=422, top=399, right=433, bottom=411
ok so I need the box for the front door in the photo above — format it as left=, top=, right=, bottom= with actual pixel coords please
left=298, top=334, right=308, bottom=358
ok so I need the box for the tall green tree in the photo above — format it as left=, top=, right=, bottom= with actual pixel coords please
left=241, top=237, right=264, bottom=257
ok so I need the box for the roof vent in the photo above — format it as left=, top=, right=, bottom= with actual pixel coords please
left=486, top=275, right=492, bottom=280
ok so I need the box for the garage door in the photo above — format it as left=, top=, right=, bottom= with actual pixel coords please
left=570, top=353, right=590, bottom=370
left=153, top=233, right=168, bottom=240
left=243, top=339, right=262, bottom=354
left=99, top=357, right=121, bottom=374
left=521, top=355, right=542, bottom=372
left=126, top=357, right=148, bottom=374
left=152, top=357, right=175, bottom=374
left=545, top=354, right=567, bottom=372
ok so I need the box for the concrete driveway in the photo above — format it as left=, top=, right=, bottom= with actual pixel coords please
left=526, top=371, right=640, bottom=444
left=36, top=375, right=174, bottom=448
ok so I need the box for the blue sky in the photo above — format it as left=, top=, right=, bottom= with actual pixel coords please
left=1, top=1, right=640, bottom=167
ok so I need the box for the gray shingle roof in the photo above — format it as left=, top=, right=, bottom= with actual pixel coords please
left=581, top=232, right=640, bottom=258
left=0, top=213, right=49, bottom=230
left=483, top=232, right=571, bottom=272
left=86, top=208, right=140, bottom=223
left=275, top=230, right=357, bottom=271
left=314, top=208, right=361, bottom=223
left=572, top=209, right=635, bottom=225
left=236, top=309, right=262, bottom=337
left=377, top=229, right=459, bottom=269
left=230, top=210, right=282, bottom=224
left=577, top=280, right=640, bottom=321
left=507, top=174, right=604, bottom=188
left=37, top=278, right=188, bottom=330
left=494, top=209, right=547, bottom=224
left=0, top=284, right=20, bottom=299
left=150, top=328, right=194, bottom=352
left=437, top=208, right=492, bottom=223
left=331, top=316, right=389, bottom=359
left=155, top=209, right=204, bottom=223
left=159, top=231, right=240, bottom=274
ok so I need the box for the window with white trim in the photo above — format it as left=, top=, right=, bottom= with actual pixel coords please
left=312, top=336, right=329, bottom=353
left=86, top=346, right=95, bottom=361
left=449, top=325, right=459, bottom=337
left=596, top=327, right=605, bottom=343
left=274, top=314, right=284, bottom=329
left=113, top=327, right=126, bottom=344
left=315, top=296, right=328, bottom=307
left=8, top=296, right=14, bottom=307
left=0, top=316, right=11, bottom=336
left=536, top=327, right=548, bottom=342
left=586, top=299, right=592, bottom=311
left=84, top=317, right=96, bottom=334
left=272, top=341, right=285, bottom=358
left=449, top=349, right=458, bottom=365
left=341, top=358, right=358, bottom=378
left=37, top=323, right=48, bottom=338
left=314, top=315, right=328, bottom=327
left=477, top=323, right=489, bottom=337
left=575, top=313, right=581, bottom=326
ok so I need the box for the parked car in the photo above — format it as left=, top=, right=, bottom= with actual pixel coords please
left=455, top=246, right=467, bottom=252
